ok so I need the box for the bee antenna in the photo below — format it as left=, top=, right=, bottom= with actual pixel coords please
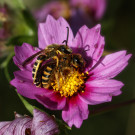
left=62, top=27, right=69, bottom=46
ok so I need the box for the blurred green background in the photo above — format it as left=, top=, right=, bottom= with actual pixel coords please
left=0, top=0, right=135, bottom=135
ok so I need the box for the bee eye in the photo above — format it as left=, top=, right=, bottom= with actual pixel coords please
left=59, top=46, right=71, bottom=54
left=73, top=57, right=80, bottom=64
left=59, top=46, right=66, bottom=52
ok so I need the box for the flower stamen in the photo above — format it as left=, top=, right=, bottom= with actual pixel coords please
left=51, top=71, right=88, bottom=97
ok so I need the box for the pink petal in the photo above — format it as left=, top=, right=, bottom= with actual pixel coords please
left=90, top=51, right=132, bottom=79
left=10, top=70, right=49, bottom=99
left=13, top=117, right=32, bottom=135
left=0, top=122, right=10, bottom=134
left=13, top=43, right=40, bottom=71
left=2, top=117, right=31, bottom=135
left=10, top=71, right=66, bottom=110
left=86, top=79, right=124, bottom=94
left=0, top=109, right=59, bottom=135
left=79, top=92, right=112, bottom=105
left=13, top=70, right=33, bottom=82
left=79, top=79, right=124, bottom=105
left=31, top=109, right=59, bottom=135
left=62, top=96, right=89, bottom=128
left=35, top=92, right=66, bottom=110
left=111, top=90, right=122, bottom=96
left=73, top=24, right=104, bottom=68
left=38, top=15, right=74, bottom=49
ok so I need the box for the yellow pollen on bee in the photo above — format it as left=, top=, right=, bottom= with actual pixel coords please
left=51, top=71, right=88, bottom=97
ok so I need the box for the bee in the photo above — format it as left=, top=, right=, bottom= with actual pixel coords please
left=22, top=27, right=73, bottom=88
left=36, top=53, right=86, bottom=89
left=22, top=44, right=72, bottom=87
left=22, top=27, right=86, bottom=89
left=58, top=53, right=85, bottom=73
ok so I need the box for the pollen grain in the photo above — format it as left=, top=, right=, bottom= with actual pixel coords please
left=51, top=71, right=88, bottom=97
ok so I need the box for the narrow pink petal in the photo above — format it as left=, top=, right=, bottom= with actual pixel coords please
left=91, top=36, right=105, bottom=66
left=79, top=79, right=124, bottom=105
left=62, top=96, right=89, bottom=128
left=13, top=43, right=40, bottom=71
left=90, top=51, right=132, bottom=79
left=10, top=76, right=49, bottom=99
left=31, top=109, right=59, bottom=135
left=10, top=78, right=49, bottom=99
left=79, top=92, right=112, bottom=105
left=35, top=92, right=66, bottom=110
left=13, top=70, right=33, bottom=83
left=38, top=15, right=74, bottom=49
left=86, top=79, right=124, bottom=94
left=73, top=24, right=104, bottom=68
left=111, top=90, right=122, bottom=96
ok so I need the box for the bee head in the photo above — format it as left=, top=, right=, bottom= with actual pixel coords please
left=58, top=45, right=72, bottom=54
left=72, top=54, right=85, bottom=70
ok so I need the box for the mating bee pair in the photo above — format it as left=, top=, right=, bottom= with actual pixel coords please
left=22, top=27, right=86, bottom=90
left=22, top=44, right=85, bottom=89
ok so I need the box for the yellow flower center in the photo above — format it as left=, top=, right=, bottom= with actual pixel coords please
left=51, top=71, right=88, bottom=97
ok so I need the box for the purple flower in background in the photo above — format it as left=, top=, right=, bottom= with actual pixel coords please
left=0, top=5, right=7, bottom=21
left=70, top=0, right=106, bottom=20
left=0, top=5, right=13, bottom=58
left=34, top=1, right=70, bottom=23
left=10, top=15, right=131, bottom=128
left=0, top=109, right=59, bottom=135
left=33, top=0, right=106, bottom=34
left=69, top=0, right=106, bottom=33
left=0, top=4, right=9, bottom=40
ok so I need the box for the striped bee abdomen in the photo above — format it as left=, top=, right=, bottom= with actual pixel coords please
left=32, top=55, right=46, bottom=87
left=42, top=64, right=55, bottom=89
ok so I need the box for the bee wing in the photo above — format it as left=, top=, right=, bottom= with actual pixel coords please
left=22, top=50, right=44, bottom=67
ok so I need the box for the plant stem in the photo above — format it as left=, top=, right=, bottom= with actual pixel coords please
left=90, top=99, right=135, bottom=116
left=3, top=52, right=14, bottom=82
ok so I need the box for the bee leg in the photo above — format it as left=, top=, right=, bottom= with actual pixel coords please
left=56, top=50, right=62, bottom=55
left=22, top=50, right=44, bottom=67
left=52, top=56, right=59, bottom=67
left=32, top=55, right=46, bottom=87
left=55, top=71, right=60, bottom=89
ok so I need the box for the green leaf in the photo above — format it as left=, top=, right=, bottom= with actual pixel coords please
left=6, top=35, right=38, bottom=46
left=0, top=51, right=14, bottom=68
left=22, top=9, right=37, bottom=33
left=57, top=119, right=71, bottom=135
left=4, top=0, right=25, bottom=10
left=1, top=52, right=14, bottom=82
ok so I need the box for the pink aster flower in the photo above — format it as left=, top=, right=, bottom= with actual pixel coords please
left=0, top=109, right=59, bottom=135
left=10, top=15, right=131, bottom=128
